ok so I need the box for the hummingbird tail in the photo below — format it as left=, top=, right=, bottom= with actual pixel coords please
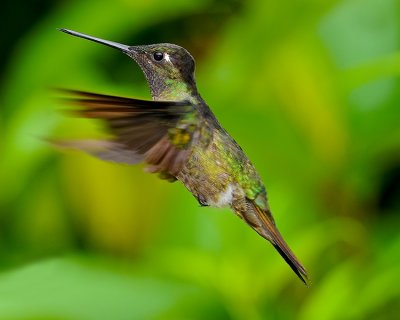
left=243, top=202, right=309, bottom=285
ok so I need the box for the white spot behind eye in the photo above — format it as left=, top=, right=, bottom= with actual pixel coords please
left=164, top=53, right=171, bottom=63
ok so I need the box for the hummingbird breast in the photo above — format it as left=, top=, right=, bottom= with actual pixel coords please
left=177, top=122, right=261, bottom=208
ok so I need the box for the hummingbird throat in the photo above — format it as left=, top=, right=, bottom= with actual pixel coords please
left=151, top=78, right=196, bottom=102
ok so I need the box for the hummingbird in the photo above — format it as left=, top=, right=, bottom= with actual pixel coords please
left=57, top=28, right=308, bottom=284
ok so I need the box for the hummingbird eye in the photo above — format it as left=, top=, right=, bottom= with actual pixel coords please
left=153, top=52, right=164, bottom=61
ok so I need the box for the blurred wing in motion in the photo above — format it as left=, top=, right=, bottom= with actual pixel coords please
left=56, top=89, right=198, bottom=179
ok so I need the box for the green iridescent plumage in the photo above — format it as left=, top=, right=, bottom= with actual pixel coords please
left=57, top=28, right=308, bottom=284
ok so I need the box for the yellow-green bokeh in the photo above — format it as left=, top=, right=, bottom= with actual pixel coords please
left=1, top=0, right=399, bottom=319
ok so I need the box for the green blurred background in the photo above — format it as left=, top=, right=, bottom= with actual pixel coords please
left=1, top=0, right=400, bottom=319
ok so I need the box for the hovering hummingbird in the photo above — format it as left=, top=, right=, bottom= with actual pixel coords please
left=57, top=28, right=308, bottom=284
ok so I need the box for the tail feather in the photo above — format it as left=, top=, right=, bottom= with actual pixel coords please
left=273, top=243, right=308, bottom=286
left=243, top=201, right=309, bottom=285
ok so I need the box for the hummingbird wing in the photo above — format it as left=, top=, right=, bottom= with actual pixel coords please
left=57, top=89, right=198, bottom=178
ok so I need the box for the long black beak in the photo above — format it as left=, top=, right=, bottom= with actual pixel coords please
left=58, top=28, right=131, bottom=53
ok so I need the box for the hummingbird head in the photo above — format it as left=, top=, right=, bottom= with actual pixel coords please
left=59, top=29, right=197, bottom=100
left=127, top=43, right=196, bottom=99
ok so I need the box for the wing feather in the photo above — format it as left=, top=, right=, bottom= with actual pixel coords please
left=57, top=89, right=198, bottom=179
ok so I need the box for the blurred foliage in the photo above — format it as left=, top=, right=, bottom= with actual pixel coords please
left=0, top=0, right=400, bottom=319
